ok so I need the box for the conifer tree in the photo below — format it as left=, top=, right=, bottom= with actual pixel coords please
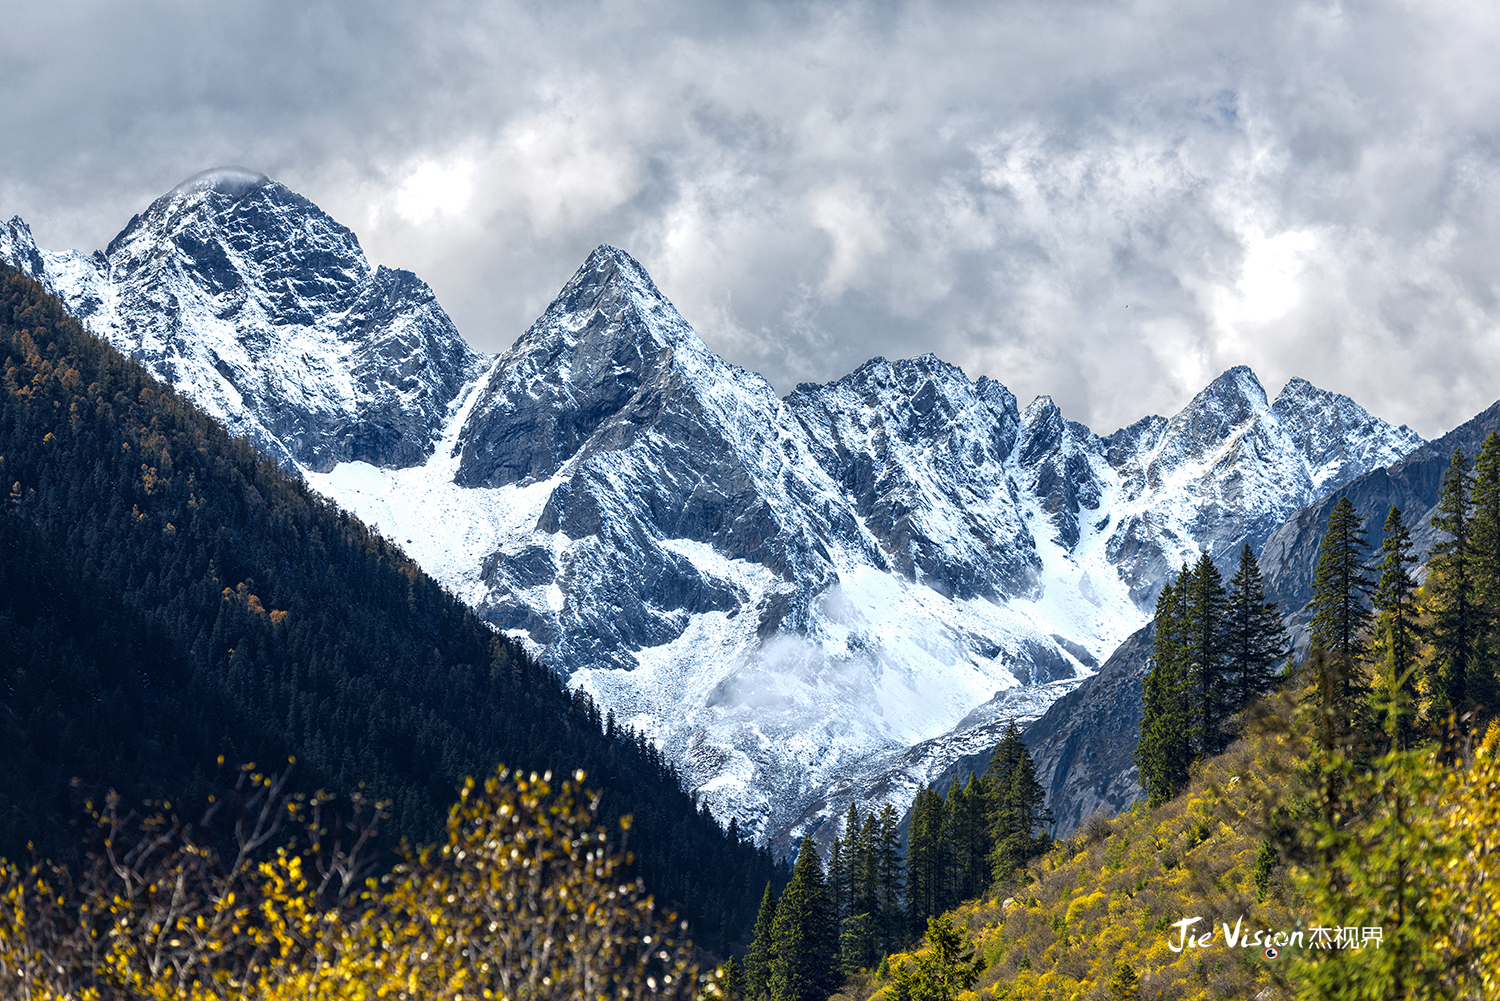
left=1468, top=432, right=1500, bottom=714
left=720, top=955, right=747, bottom=1001
left=1184, top=551, right=1230, bottom=754
left=1311, top=497, right=1375, bottom=657
left=905, top=784, right=949, bottom=932
left=986, top=722, right=1052, bottom=882
left=827, top=833, right=847, bottom=924
left=943, top=773, right=991, bottom=904
left=768, top=838, right=838, bottom=1001
left=1223, top=543, right=1288, bottom=712
left=1373, top=506, right=1421, bottom=748
left=1310, top=497, right=1373, bottom=722
left=855, top=811, right=879, bottom=922
left=746, top=882, right=777, bottom=1001
left=874, top=805, right=905, bottom=953
left=1108, top=961, right=1141, bottom=1001
left=1429, top=448, right=1478, bottom=714
left=830, top=804, right=868, bottom=972
left=1137, top=576, right=1193, bottom=806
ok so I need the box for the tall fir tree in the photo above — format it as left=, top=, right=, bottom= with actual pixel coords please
left=827, top=833, right=847, bottom=923
left=1373, top=506, right=1421, bottom=748
left=855, top=811, right=880, bottom=923
left=1184, top=551, right=1230, bottom=754
left=746, top=882, right=778, bottom=1001
left=905, top=784, right=949, bottom=932
left=874, top=805, right=906, bottom=954
left=1223, top=543, right=1289, bottom=712
left=1309, top=497, right=1374, bottom=727
left=943, top=773, right=991, bottom=905
left=768, top=838, right=839, bottom=1001
left=831, top=804, right=873, bottom=973
left=1136, top=575, right=1193, bottom=806
left=1468, top=432, right=1500, bottom=715
left=986, top=722, right=1053, bottom=883
left=1429, top=448, right=1478, bottom=715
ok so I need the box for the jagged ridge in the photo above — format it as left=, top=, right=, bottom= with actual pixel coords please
left=2, top=174, right=1425, bottom=849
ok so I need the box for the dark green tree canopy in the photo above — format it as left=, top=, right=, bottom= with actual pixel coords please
left=1310, top=496, right=1374, bottom=660
left=768, top=837, right=838, bottom=1001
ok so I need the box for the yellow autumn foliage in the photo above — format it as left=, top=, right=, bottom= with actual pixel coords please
left=0, top=767, right=701, bottom=1001
left=863, top=697, right=1500, bottom=1001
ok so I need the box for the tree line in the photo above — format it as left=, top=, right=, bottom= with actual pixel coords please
left=1135, top=436, right=1500, bottom=874
left=724, top=721, right=1053, bottom=1001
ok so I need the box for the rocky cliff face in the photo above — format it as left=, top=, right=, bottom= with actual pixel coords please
left=3, top=171, right=1428, bottom=849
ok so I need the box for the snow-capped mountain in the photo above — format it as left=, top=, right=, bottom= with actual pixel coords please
left=2, top=167, right=481, bottom=471
left=2, top=171, right=1425, bottom=848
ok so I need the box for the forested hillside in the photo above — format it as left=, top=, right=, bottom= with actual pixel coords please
left=0, top=262, right=780, bottom=955
left=839, top=475, right=1500, bottom=999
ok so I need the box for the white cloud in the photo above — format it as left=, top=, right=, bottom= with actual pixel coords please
left=393, top=159, right=475, bottom=224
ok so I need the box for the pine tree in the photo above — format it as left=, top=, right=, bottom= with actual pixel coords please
left=1252, top=837, right=1278, bottom=904
left=889, top=914, right=984, bottom=1001
left=768, top=838, right=838, bottom=1001
left=829, top=804, right=863, bottom=971
left=1184, top=551, right=1229, bottom=754
left=1309, top=497, right=1374, bottom=732
left=986, top=722, right=1052, bottom=883
left=1223, top=543, right=1288, bottom=713
left=855, top=811, right=879, bottom=922
left=838, top=911, right=875, bottom=977
left=874, top=805, right=905, bottom=953
left=1310, top=497, right=1374, bottom=659
left=905, top=784, right=949, bottom=932
left=1468, top=432, right=1500, bottom=715
left=942, top=773, right=990, bottom=904
left=720, top=955, right=747, bottom=1001
left=1136, top=576, right=1193, bottom=806
left=1107, top=961, right=1141, bottom=1001
left=1372, top=506, right=1421, bottom=748
left=746, top=882, right=777, bottom=1001
left=1429, top=448, right=1478, bottom=715
left=827, top=833, right=847, bottom=924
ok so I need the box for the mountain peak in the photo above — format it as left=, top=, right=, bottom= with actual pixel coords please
left=1197, top=365, right=1268, bottom=411
left=12, top=169, right=476, bottom=473
left=1270, top=374, right=1424, bottom=493
left=166, top=166, right=271, bottom=203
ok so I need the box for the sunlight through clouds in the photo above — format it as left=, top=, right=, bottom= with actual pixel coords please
left=393, top=159, right=475, bottom=224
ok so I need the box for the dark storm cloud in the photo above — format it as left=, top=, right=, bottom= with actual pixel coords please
left=3, top=0, right=1499, bottom=437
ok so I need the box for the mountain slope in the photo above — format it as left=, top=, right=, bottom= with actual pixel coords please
left=1259, top=400, right=1500, bottom=615
left=0, top=262, right=778, bottom=952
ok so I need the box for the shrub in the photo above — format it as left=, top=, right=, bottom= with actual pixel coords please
left=0, top=765, right=699, bottom=1000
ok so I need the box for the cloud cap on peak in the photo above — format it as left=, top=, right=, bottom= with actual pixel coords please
left=167, top=166, right=271, bottom=203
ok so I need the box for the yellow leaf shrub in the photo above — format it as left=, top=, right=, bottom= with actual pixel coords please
left=0, top=767, right=701, bottom=1001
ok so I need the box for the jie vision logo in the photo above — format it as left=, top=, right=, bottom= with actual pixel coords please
left=1167, top=916, right=1384, bottom=957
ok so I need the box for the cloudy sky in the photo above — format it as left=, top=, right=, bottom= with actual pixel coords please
left=2, top=0, right=1498, bottom=438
